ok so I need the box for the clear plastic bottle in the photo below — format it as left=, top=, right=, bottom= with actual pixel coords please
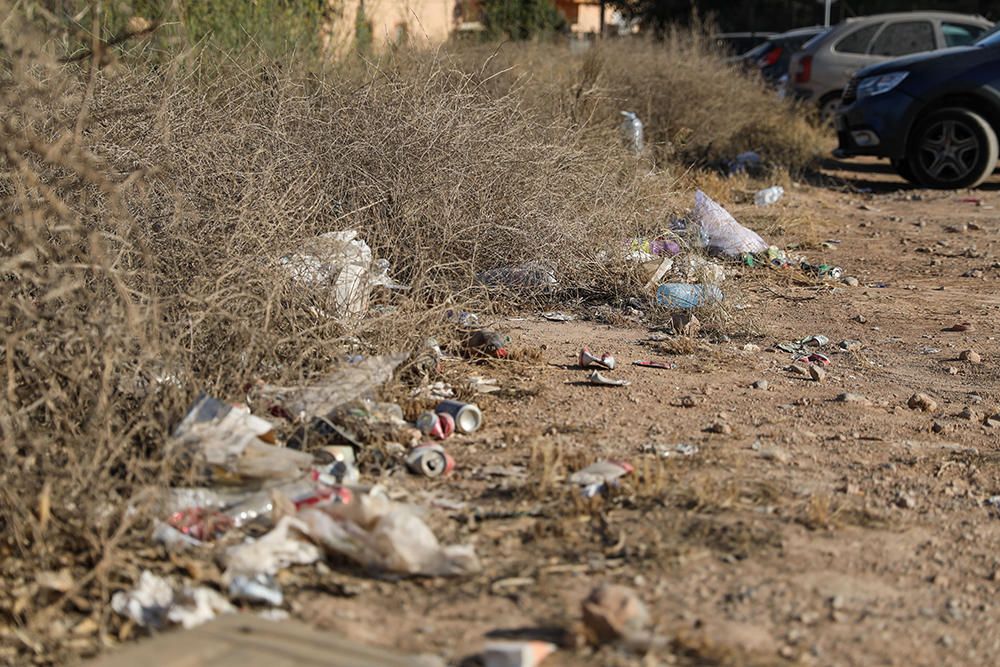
left=656, top=283, right=724, bottom=309
left=754, top=186, right=785, bottom=207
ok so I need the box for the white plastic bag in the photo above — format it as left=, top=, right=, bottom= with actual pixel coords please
left=692, top=190, right=768, bottom=257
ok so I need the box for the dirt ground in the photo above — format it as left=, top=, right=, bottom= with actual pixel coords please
left=75, top=158, right=1000, bottom=667
left=277, top=158, right=1000, bottom=667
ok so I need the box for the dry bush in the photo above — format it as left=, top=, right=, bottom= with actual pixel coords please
left=444, top=31, right=825, bottom=174
left=0, top=8, right=679, bottom=663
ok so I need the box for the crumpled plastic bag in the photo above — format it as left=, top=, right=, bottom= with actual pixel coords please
left=111, top=570, right=234, bottom=630
left=669, top=255, right=726, bottom=285
left=279, top=230, right=405, bottom=322
left=256, top=354, right=406, bottom=421
left=297, top=492, right=480, bottom=577
left=692, top=190, right=768, bottom=257
left=223, top=515, right=321, bottom=580
left=170, top=395, right=313, bottom=482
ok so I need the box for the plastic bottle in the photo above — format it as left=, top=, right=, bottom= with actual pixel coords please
left=754, top=186, right=785, bottom=207
left=620, top=111, right=644, bottom=154
left=656, top=283, right=724, bottom=309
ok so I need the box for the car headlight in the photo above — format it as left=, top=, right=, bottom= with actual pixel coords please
left=856, top=72, right=908, bottom=99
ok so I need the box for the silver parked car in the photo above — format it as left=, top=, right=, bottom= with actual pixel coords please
left=786, top=11, right=993, bottom=121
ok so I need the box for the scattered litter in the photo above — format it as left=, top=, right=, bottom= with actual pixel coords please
left=223, top=515, right=321, bottom=580
left=579, top=347, right=616, bottom=370
left=541, top=311, right=575, bottom=322
left=446, top=309, right=481, bottom=329
left=641, top=443, right=698, bottom=458
left=588, top=370, right=630, bottom=387
left=111, top=570, right=234, bottom=630
left=483, top=640, right=556, bottom=667
left=632, top=360, right=675, bottom=370
left=169, top=395, right=313, bottom=483
left=436, top=400, right=483, bottom=434
left=692, top=190, right=769, bottom=257
left=297, top=493, right=480, bottom=576
left=754, top=185, right=784, bottom=207
left=407, top=444, right=455, bottom=478
left=467, top=376, right=501, bottom=394
left=570, top=461, right=633, bottom=496
left=727, top=151, right=762, bottom=175
left=477, top=263, right=558, bottom=290
left=279, top=230, right=405, bottom=322
left=228, top=573, right=283, bottom=607
left=412, top=381, right=456, bottom=400
left=620, top=111, right=644, bottom=154
left=463, top=330, right=510, bottom=359
left=796, top=352, right=831, bottom=366
left=256, top=354, right=406, bottom=421
left=416, top=411, right=455, bottom=440
left=656, top=283, right=723, bottom=309
left=839, top=339, right=862, bottom=352
left=669, top=254, right=726, bottom=284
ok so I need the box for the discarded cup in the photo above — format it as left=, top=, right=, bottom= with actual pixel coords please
left=656, top=283, right=723, bottom=309
left=407, top=444, right=455, bottom=477
left=435, top=400, right=483, bottom=434
left=579, top=347, right=616, bottom=370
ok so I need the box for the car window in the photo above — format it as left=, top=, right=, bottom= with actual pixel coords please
left=835, top=23, right=882, bottom=54
left=870, top=21, right=935, bottom=56
left=942, top=23, right=986, bottom=47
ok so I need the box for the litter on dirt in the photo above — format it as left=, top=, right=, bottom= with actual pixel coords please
left=587, top=370, right=630, bottom=387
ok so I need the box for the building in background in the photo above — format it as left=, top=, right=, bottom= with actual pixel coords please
left=323, top=0, right=618, bottom=56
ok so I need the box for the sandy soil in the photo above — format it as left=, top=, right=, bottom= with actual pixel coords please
left=287, top=159, right=1000, bottom=667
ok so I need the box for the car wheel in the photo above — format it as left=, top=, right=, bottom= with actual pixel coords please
left=890, top=158, right=919, bottom=185
left=818, top=95, right=841, bottom=125
left=908, top=108, right=998, bottom=189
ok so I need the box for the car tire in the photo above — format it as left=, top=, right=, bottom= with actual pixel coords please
left=818, top=94, right=842, bottom=126
left=908, top=108, right=998, bottom=189
left=891, top=158, right=919, bottom=185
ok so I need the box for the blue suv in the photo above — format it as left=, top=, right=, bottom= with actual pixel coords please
left=835, top=28, right=1000, bottom=188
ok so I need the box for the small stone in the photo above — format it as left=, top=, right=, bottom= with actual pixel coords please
left=897, top=492, right=917, bottom=509
left=752, top=379, right=769, bottom=390
left=788, top=364, right=810, bottom=376
left=759, top=447, right=790, bottom=463
left=839, top=339, right=862, bottom=352
left=959, top=407, right=980, bottom=421
left=853, top=314, right=867, bottom=323
left=985, top=414, right=1000, bottom=429
left=742, top=343, right=761, bottom=353
left=581, top=583, right=650, bottom=644
left=676, top=395, right=700, bottom=408
left=932, top=421, right=948, bottom=434
left=705, top=421, right=732, bottom=435
left=943, top=322, right=973, bottom=332
left=960, top=350, right=982, bottom=364
left=962, top=269, right=984, bottom=278
left=948, top=366, right=959, bottom=375
left=842, top=276, right=860, bottom=287
left=836, top=392, right=870, bottom=405
left=969, top=222, right=982, bottom=230
left=809, top=365, right=827, bottom=383
left=908, top=393, right=938, bottom=412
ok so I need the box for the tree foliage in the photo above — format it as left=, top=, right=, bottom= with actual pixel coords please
left=481, top=0, right=567, bottom=40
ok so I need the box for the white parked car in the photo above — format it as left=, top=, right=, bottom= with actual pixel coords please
left=786, top=11, right=993, bottom=121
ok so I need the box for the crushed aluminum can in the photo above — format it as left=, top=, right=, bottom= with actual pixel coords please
left=435, top=400, right=482, bottom=434
left=416, top=410, right=455, bottom=440
left=407, top=444, right=455, bottom=478
left=579, top=347, right=616, bottom=370
left=588, top=370, right=630, bottom=387
left=795, top=352, right=831, bottom=366
left=228, top=573, right=283, bottom=606
left=167, top=508, right=234, bottom=541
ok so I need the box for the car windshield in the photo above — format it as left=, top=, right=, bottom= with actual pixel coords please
left=975, top=24, right=1000, bottom=46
